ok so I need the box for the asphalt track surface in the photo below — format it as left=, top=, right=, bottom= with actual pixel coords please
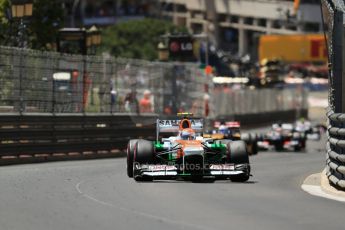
left=0, top=136, right=344, bottom=230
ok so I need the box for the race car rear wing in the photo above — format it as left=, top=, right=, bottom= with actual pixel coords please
left=156, top=119, right=203, bottom=140
left=214, top=121, right=240, bottom=128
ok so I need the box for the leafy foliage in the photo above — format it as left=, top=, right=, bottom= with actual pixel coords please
left=0, top=0, right=63, bottom=50
left=30, top=0, right=64, bottom=50
left=0, top=0, right=10, bottom=45
left=100, top=18, right=188, bottom=60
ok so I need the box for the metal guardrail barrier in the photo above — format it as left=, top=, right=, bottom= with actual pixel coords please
left=0, top=113, right=157, bottom=158
left=322, top=0, right=345, bottom=190
left=326, top=109, right=345, bottom=188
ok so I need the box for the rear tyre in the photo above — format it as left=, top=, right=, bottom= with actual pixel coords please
left=241, top=133, right=251, bottom=143
left=127, top=139, right=138, bottom=178
left=251, top=141, right=258, bottom=155
left=250, top=133, right=258, bottom=155
left=294, top=145, right=301, bottom=152
left=242, top=133, right=258, bottom=155
left=227, top=141, right=250, bottom=182
left=133, top=140, right=154, bottom=181
left=228, top=140, right=249, bottom=164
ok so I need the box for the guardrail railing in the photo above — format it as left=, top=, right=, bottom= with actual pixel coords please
left=321, top=0, right=345, bottom=190
left=326, top=109, right=345, bottom=188
left=0, top=113, right=156, bottom=160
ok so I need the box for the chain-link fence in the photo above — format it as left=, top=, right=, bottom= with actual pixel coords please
left=0, top=45, right=307, bottom=119
left=0, top=46, right=209, bottom=116
left=212, top=86, right=308, bottom=116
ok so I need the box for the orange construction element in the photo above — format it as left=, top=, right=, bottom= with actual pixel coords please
left=205, top=65, right=213, bottom=75
left=259, top=34, right=327, bottom=63
left=293, top=0, right=300, bottom=15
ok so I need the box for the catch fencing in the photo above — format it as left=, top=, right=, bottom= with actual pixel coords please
left=0, top=46, right=307, bottom=119
left=321, top=0, right=345, bottom=190
left=0, top=46, right=208, bottom=116
left=212, top=86, right=307, bottom=116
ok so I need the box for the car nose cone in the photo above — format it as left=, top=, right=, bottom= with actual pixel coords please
left=184, top=146, right=204, bottom=156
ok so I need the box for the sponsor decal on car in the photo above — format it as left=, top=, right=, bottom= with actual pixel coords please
left=210, top=164, right=235, bottom=170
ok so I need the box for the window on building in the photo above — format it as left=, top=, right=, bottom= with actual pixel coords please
left=231, top=16, right=239, bottom=23
left=304, top=22, right=320, bottom=32
left=220, top=28, right=238, bottom=52
left=285, top=24, right=297, bottom=31
left=244, top=17, right=254, bottom=25
left=192, top=11, right=205, bottom=20
left=161, top=2, right=173, bottom=12
left=191, top=23, right=204, bottom=34
left=258, top=18, right=267, bottom=27
left=176, top=4, right=187, bottom=13
left=272, top=20, right=282, bottom=29
left=176, top=17, right=186, bottom=27
left=218, top=14, right=228, bottom=23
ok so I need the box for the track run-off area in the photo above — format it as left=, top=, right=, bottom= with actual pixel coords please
left=0, top=134, right=344, bottom=230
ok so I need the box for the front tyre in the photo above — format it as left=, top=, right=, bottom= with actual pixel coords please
left=127, top=139, right=138, bottom=178
left=227, top=140, right=250, bottom=182
left=133, top=140, right=154, bottom=181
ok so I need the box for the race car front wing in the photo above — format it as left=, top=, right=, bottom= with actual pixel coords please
left=133, top=163, right=249, bottom=180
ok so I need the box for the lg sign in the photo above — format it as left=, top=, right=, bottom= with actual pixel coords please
left=169, top=41, right=193, bottom=53
left=168, top=36, right=194, bottom=60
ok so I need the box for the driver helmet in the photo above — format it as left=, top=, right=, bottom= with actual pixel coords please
left=180, top=128, right=196, bottom=140
left=219, top=125, right=229, bottom=135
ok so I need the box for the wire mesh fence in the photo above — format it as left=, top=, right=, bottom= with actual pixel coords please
left=0, top=46, right=209, bottom=116
left=0, top=46, right=307, bottom=118
left=212, top=86, right=308, bottom=116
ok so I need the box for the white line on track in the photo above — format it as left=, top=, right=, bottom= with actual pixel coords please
left=75, top=180, right=212, bottom=230
left=301, top=184, right=345, bottom=203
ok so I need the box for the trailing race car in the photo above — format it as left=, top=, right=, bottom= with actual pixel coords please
left=295, top=119, right=326, bottom=141
left=203, top=121, right=258, bottom=155
left=258, top=123, right=306, bottom=151
left=127, top=113, right=251, bottom=182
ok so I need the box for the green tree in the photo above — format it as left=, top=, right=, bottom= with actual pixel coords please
left=0, top=0, right=10, bottom=45
left=100, top=18, right=188, bottom=60
left=30, top=0, right=63, bottom=50
left=0, top=0, right=8, bottom=19
left=0, top=0, right=63, bottom=50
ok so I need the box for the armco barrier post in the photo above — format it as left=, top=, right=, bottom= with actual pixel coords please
left=333, top=11, right=344, bottom=113
left=321, top=0, right=345, bottom=190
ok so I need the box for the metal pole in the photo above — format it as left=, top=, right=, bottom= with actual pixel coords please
left=52, top=71, right=55, bottom=114
left=114, top=58, right=118, bottom=110
left=205, top=35, right=209, bottom=66
left=171, top=65, right=178, bottom=114
left=333, top=10, right=344, bottom=113
left=71, top=0, right=80, bottom=27
left=18, top=18, right=24, bottom=114
left=82, top=56, right=86, bottom=114
left=110, top=59, right=113, bottom=114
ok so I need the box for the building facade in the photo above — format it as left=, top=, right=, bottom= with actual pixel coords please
left=159, top=0, right=322, bottom=59
left=61, top=0, right=157, bottom=27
